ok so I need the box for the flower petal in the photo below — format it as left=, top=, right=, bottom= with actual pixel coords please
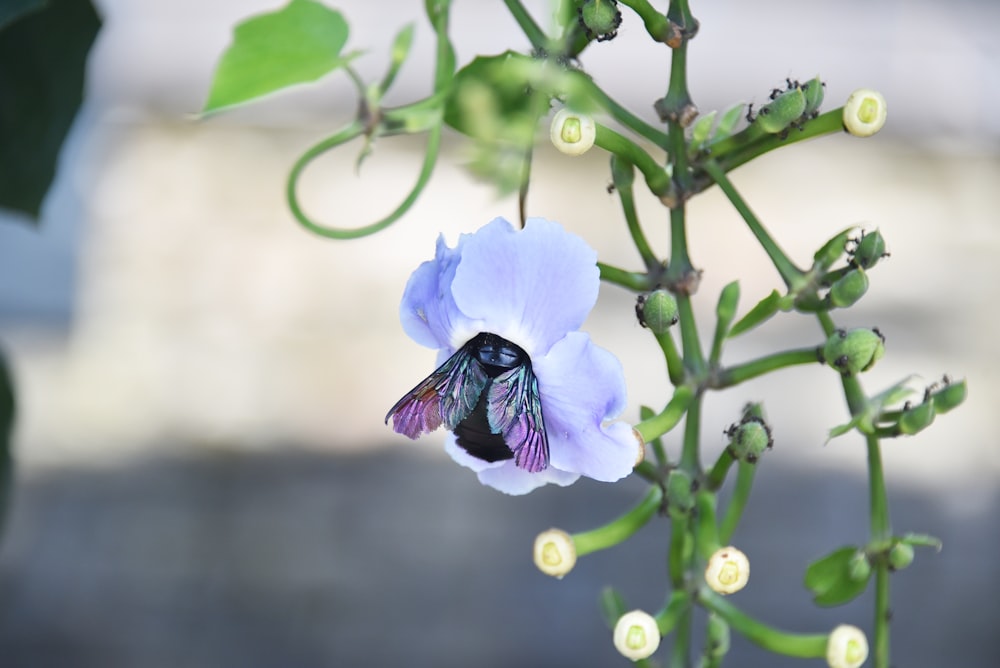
left=534, top=332, right=635, bottom=482
left=399, top=234, right=480, bottom=351
left=450, top=217, right=599, bottom=358
left=477, top=460, right=580, bottom=495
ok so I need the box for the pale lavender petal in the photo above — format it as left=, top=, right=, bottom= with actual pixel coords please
left=450, top=218, right=599, bottom=358
left=476, top=460, right=580, bottom=495
left=534, top=332, right=636, bottom=482
left=399, top=234, right=479, bottom=351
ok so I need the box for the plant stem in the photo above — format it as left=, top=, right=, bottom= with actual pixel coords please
left=598, top=262, right=653, bottom=291
left=698, top=590, right=829, bottom=658
left=596, top=124, right=671, bottom=196
left=719, top=462, right=755, bottom=544
left=573, top=486, right=664, bottom=556
left=635, top=386, right=694, bottom=444
left=502, top=0, right=546, bottom=50
left=712, top=347, right=819, bottom=387
left=702, top=159, right=804, bottom=288
left=867, top=433, right=891, bottom=668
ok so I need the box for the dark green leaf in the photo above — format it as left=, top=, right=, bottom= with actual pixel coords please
left=804, top=546, right=870, bottom=606
left=202, top=0, right=351, bottom=114
left=0, top=347, right=15, bottom=542
left=0, top=0, right=100, bottom=220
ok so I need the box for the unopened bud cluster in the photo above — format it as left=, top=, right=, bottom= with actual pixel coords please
left=821, top=327, right=885, bottom=375
left=636, top=289, right=679, bottom=333
left=725, top=415, right=773, bottom=464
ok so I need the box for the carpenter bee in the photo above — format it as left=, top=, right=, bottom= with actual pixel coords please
left=385, top=332, right=549, bottom=472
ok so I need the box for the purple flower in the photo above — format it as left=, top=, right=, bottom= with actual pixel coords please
left=386, top=217, right=637, bottom=495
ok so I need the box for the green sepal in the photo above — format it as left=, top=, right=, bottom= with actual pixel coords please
left=827, top=268, right=869, bottom=309
left=599, top=586, right=628, bottom=630
left=689, top=110, right=717, bottom=155
left=898, top=532, right=942, bottom=551
left=713, top=102, right=746, bottom=140
left=728, top=289, right=782, bottom=338
left=804, top=546, right=871, bottom=607
left=888, top=542, right=915, bottom=571
left=851, top=229, right=888, bottom=269
left=377, top=22, right=416, bottom=95
left=202, top=0, right=355, bottom=114
left=813, top=227, right=855, bottom=272
left=710, top=281, right=740, bottom=363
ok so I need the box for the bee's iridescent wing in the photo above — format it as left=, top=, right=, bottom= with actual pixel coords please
left=385, top=344, right=490, bottom=439
left=487, top=365, right=549, bottom=472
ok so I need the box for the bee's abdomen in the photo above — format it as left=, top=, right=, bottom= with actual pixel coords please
left=453, top=390, right=514, bottom=463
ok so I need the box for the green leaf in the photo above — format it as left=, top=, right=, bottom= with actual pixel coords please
left=202, top=0, right=352, bottom=114
left=728, top=289, right=781, bottom=338
left=804, top=546, right=870, bottom=606
left=713, top=102, right=745, bottom=140
left=899, top=532, right=942, bottom=551
left=0, top=347, right=14, bottom=542
left=0, top=0, right=101, bottom=220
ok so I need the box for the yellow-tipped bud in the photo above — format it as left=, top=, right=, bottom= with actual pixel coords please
left=826, top=624, right=869, bottom=668
left=533, top=528, right=576, bottom=578
left=705, top=546, right=750, bottom=595
left=843, top=89, right=887, bottom=137
left=550, top=108, right=596, bottom=156
left=613, top=610, right=661, bottom=661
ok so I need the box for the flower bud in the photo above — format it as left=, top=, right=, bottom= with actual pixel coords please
left=888, top=542, right=915, bottom=571
left=665, top=468, right=696, bottom=514
left=613, top=609, right=660, bottom=660
left=800, top=75, right=826, bottom=117
left=898, top=400, right=935, bottom=435
left=826, top=624, right=868, bottom=668
left=579, top=0, right=622, bottom=42
left=533, top=528, right=576, bottom=578
left=550, top=108, right=596, bottom=156
left=843, top=88, right=887, bottom=137
left=931, top=377, right=966, bottom=414
left=848, top=550, right=872, bottom=582
left=725, top=416, right=773, bottom=464
left=636, top=289, right=679, bottom=334
left=851, top=229, right=888, bottom=269
left=822, top=327, right=885, bottom=376
left=705, top=546, right=750, bottom=595
left=828, top=269, right=869, bottom=308
left=755, top=87, right=806, bottom=134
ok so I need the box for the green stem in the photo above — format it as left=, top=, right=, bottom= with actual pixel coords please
left=867, top=433, right=891, bottom=668
left=619, top=0, right=674, bottom=44
left=670, top=606, right=692, bottom=668
left=635, top=386, right=694, bottom=444
left=712, top=347, right=819, bottom=387
left=598, top=262, right=653, bottom=291
left=698, top=590, right=828, bottom=658
left=611, top=156, right=660, bottom=271
left=694, top=491, right=721, bottom=559
left=287, top=120, right=442, bottom=240
left=502, top=0, right=547, bottom=50
left=656, top=329, right=686, bottom=387
left=656, top=591, right=692, bottom=635
left=719, top=461, right=755, bottom=544
left=679, top=393, right=702, bottom=472
left=575, top=73, right=670, bottom=147
left=705, top=448, right=734, bottom=492
left=702, top=159, right=804, bottom=288
left=874, top=558, right=891, bottom=668
left=596, top=124, right=671, bottom=196
left=573, top=486, right=664, bottom=556
left=668, top=512, right=688, bottom=588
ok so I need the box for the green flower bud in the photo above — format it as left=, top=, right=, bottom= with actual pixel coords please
left=550, top=108, right=596, bottom=156
left=636, top=289, right=679, bottom=333
left=898, top=399, right=935, bottom=435
left=931, top=377, right=967, bottom=414
left=888, top=541, right=915, bottom=571
left=755, top=87, right=806, bottom=134
left=800, top=76, right=826, bottom=117
left=851, top=229, right=888, bottom=269
left=848, top=550, right=872, bottom=582
left=828, top=269, right=869, bottom=308
left=843, top=88, right=887, bottom=137
left=579, top=0, right=622, bottom=42
left=822, top=327, right=885, bottom=376
left=705, top=613, right=731, bottom=658
left=725, top=416, right=773, bottom=464
left=665, top=468, right=696, bottom=514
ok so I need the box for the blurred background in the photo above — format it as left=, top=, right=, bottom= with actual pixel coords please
left=1, top=0, right=998, bottom=666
